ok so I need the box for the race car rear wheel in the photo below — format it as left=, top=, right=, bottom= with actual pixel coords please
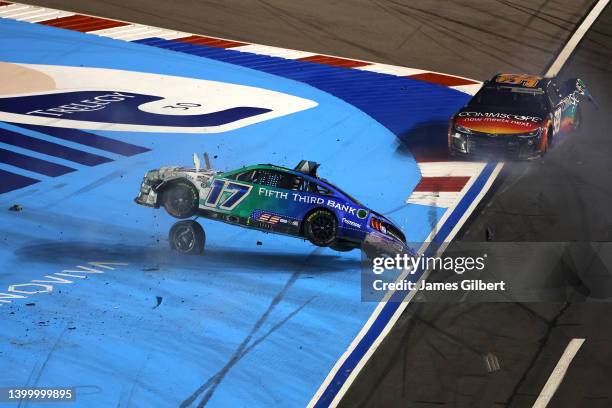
left=162, top=181, right=199, bottom=219
left=304, top=209, right=337, bottom=247
left=169, top=220, right=205, bottom=255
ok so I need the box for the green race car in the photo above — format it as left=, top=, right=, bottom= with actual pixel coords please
left=135, top=159, right=408, bottom=258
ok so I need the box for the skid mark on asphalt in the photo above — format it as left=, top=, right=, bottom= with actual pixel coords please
left=180, top=250, right=321, bottom=408
left=18, top=326, right=67, bottom=408
left=121, top=353, right=151, bottom=408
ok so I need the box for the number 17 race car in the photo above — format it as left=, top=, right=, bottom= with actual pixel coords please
left=449, top=73, right=592, bottom=159
left=135, top=159, right=409, bottom=259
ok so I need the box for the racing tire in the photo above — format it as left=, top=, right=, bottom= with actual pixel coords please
left=304, top=209, right=338, bottom=247
left=162, top=181, right=199, bottom=219
left=547, top=126, right=554, bottom=149
left=169, top=220, right=205, bottom=255
left=540, top=126, right=553, bottom=157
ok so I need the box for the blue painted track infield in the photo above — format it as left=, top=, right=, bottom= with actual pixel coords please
left=0, top=18, right=470, bottom=408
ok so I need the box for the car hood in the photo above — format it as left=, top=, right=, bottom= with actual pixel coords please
left=454, top=107, right=544, bottom=135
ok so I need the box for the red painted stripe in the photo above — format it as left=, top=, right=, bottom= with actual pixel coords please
left=175, top=35, right=247, bottom=48
left=39, top=15, right=128, bottom=32
left=407, top=72, right=479, bottom=87
left=414, top=176, right=470, bottom=192
left=297, top=55, right=371, bottom=68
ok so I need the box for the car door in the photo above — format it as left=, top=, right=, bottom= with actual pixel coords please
left=247, top=169, right=331, bottom=232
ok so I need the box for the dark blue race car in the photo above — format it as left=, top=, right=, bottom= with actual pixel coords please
left=135, top=159, right=409, bottom=258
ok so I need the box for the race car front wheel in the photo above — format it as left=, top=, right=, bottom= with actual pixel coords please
left=169, top=220, right=205, bottom=255
left=304, top=209, right=338, bottom=247
left=162, top=181, right=199, bottom=219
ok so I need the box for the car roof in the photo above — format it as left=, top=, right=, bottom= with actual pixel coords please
left=222, top=163, right=367, bottom=205
left=225, top=163, right=320, bottom=180
left=489, top=73, right=548, bottom=92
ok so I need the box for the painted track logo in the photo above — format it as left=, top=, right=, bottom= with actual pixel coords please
left=0, top=62, right=318, bottom=133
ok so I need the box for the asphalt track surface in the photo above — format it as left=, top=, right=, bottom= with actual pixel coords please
left=15, top=0, right=612, bottom=407
left=341, top=4, right=612, bottom=408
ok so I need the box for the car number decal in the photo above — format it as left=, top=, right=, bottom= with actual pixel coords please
left=205, top=179, right=252, bottom=210
left=496, top=74, right=540, bottom=88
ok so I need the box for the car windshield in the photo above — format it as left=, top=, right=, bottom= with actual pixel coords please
left=468, top=87, right=548, bottom=113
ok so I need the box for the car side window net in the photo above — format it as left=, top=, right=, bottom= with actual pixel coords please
left=252, top=170, right=294, bottom=189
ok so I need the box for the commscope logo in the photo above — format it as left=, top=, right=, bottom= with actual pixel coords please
left=372, top=254, right=487, bottom=275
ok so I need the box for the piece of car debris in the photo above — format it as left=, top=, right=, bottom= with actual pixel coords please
left=153, top=296, right=163, bottom=309
left=8, top=204, right=22, bottom=212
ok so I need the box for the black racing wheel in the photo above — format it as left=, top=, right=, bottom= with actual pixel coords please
left=304, top=209, right=337, bottom=247
left=169, top=220, right=205, bottom=255
left=162, top=181, right=198, bottom=219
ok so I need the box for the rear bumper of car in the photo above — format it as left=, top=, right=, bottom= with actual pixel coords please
left=362, top=232, right=413, bottom=257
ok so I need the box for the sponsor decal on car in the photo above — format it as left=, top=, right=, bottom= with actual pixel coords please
left=257, top=186, right=364, bottom=215
left=342, top=218, right=361, bottom=229
left=495, top=73, right=541, bottom=88
left=457, top=111, right=541, bottom=122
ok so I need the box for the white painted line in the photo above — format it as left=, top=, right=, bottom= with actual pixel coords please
left=233, top=44, right=316, bottom=59
left=2, top=6, right=43, bottom=19
left=13, top=9, right=57, bottom=21
left=533, top=338, right=585, bottom=408
left=102, top=25, right=147, bottom=38
left=417, top=161, right=487, bottom=177
left=111, top=26, right=156, bottom=39
left=356, top=63, right=426, bottom=76
left=28, top=10, right=75, bottom=23
left=157, top=31, right=191, bottom=40
left=119, top=28, right=167, bottom=41
left=545, top=0, right=610, bottom=77
left=451, top=83, right=482, bottom=95
left=88, top=24, right=139, bottom=36
left=406, top=191, right=461, bottom=208
left=0, top=4, right=29, bottom=15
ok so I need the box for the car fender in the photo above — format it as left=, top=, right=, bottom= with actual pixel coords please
left=153, top=176, right=199, bottom=205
